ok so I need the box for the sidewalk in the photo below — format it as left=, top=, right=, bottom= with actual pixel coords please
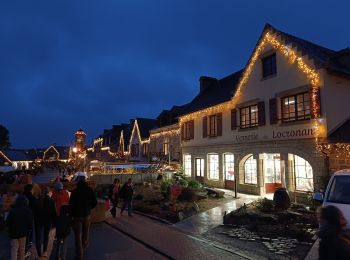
left=105, top=213, right=248, bottom=259
left=174, top=191, right=261, bottom=235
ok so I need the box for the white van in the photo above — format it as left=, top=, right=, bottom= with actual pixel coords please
left=314, top=169, right=350, bottom=227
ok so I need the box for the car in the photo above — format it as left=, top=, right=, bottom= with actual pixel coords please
left=314, top=169, right=350, bottom=227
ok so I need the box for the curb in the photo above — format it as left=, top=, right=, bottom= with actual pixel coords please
left=104, top=220, right=175, bottom=260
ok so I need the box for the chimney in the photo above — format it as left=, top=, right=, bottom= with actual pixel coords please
left=199, top=76, right=217, bottom=93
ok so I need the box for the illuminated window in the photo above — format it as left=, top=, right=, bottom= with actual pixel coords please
left=183, top=154, right=192, bottom=176
left=240, top=105, right=258, bottom=128
left=163, top=137, right=169, bottom=155
left=208, top=154, right=219, bottom=180
left=282, top=92, right=310, bottom=122
left=142, top=143, right=148, bottom=156
left=224, top=154, right=234, bottom=181
left=294, top=155, right=313, bottom=191
left=244, top=155, right=257, bottom=184
left=262, top=53, right=277, bottom=78
left=196, top=158, right=204, bottom=177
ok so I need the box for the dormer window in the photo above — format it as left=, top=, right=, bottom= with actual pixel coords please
left=262, top=53, right=277, bottom=78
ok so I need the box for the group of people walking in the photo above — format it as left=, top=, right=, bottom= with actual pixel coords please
left=6, top=175, right=97, bottom=260
left=108, top=178, right=134, bottom=218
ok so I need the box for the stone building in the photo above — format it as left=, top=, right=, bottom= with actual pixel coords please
left=179, top=23, right=350, bottom=201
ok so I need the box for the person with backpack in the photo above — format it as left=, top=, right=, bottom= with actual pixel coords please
left=108, top=178, right=121, bottom=218
left=49, top=205, right=71, bottom=260
left=69, top=176, right=97, bottom=260
left=6, top=195, right=33, bottom=260
left=120, top=178, right=134, bottom=217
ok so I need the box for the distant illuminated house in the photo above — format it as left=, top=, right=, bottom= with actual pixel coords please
left=0, top=149, right=33, bottom=170
left=43, top=145, right=70, bottom=162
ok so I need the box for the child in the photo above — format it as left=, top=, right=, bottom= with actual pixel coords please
left=50, top=205, right=71, bottom=260
left=6, top=195, right=33, bottom=260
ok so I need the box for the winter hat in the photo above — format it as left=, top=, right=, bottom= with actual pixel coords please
left=54, top=182, right=64, bottom=191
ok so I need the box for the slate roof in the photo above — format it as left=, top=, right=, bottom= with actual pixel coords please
left=156, top=103, right=189, bottom=126
left=180, top=69, right=243, bottom=115
left=265, top=23, right=350, bottom=77
left=328, top=118, right=350, bottom=143
left=1, top=150, right=32, bottom=161
left=136, top=118, right=158, bottom=139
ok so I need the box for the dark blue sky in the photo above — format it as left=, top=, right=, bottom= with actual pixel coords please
left=1, top=0, right=350, bottom=148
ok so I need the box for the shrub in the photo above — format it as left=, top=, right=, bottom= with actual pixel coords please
left=178, top=187, right=195, bottom=201
left=178, top=178, right=188, bottom=187
left=255, top=198, right=274, bottom=213
left=187, top=179, right=202, bottom=189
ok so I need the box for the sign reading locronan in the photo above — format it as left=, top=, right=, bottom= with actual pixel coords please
left=272, top=128, right=316, bottom=139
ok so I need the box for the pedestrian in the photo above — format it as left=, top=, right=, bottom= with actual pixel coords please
left=52, top=182, right=70, bottom=216
left=6, top=195, right=33, bottom=260
left=120, top=178, right=134, bottom=217
left=69, top=176, right=97, bottom=260
left=33, top=187, right=57, bottom=258
left=23, top=184, right=36, bottom=251
left=109, top=178, right=121, bottom=218
left=318, top=205, right=350, bottom=260
left=49, top=205, right=72, bottom=260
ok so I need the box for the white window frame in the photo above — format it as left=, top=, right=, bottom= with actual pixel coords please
left=208, top=153, right=219, bottom=180
left=244, top=155, right=257, bottom=184
left=195, top=158, right=205, bottom=177
left=183, top=154, right=192, bottom=177
left=294, top=155, right=314, bottom=192
left=223, top=153, right=234, bottom=181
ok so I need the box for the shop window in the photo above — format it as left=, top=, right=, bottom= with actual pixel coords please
left=263, top=153, right=281, bottom=184
left=196, top=158, right=204, bottom=177
left=294, top=155, right=313, bottom=192
left=240, top=105, right=258, bottom=128
left=183, top=154, right=192, bottom=176
left=208, top=154, right=219, bottom=180
left=244, top=155, right=257, bottom=184
left=163, top=137, right=169, bottom=155
left=282, top=92, right=311, bottom=122
left=262, top=53, right=277, bottom=78
left=224, top=153, right=234, bottom=181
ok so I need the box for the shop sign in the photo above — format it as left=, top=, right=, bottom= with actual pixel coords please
left=272, top=128, right=315, bottom=140
left=233, top=132, right=259, bottom=143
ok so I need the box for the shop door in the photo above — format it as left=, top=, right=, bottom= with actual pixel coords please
left=264, top=154, right=282, bottom=193
left=224, top=154, right=235, bottom=190
left=195, top=158, right=204, bottom=183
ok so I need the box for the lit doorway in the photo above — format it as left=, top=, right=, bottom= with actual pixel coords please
left=262, top=153, right=282, bottom=193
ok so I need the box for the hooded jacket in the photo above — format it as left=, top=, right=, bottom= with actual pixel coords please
left=69, top=181, right=97, bottom=218
left=6, top=195, right=33, bottom=239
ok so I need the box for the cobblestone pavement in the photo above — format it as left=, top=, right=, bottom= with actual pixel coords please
left=105, top=213, right=248, bottom=260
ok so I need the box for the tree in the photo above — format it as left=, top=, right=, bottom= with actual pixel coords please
left=0, top=125, right=11, bottom=149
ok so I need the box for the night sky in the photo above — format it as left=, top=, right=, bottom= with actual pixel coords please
left=1, top=0, right=350, bottom=148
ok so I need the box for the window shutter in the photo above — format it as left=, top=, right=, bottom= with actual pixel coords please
left=269, top=98, right=278, bottom=124
left=203, top=116, right=208, bottom=138
left=231, top=109, right=237, bottom=130
left=190, top=120, right=194, bottom=139
left=258, top=101, right=266, bottom=126
left=181, top=124, right=184, bottom=141
left=310, top=88, right=321, bottom=119
left=217, top=113, right=222, bottom=136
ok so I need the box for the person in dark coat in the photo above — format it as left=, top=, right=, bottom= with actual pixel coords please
left=23, top=184, right=36, bottom=250
left=50, top=205, right=71, bottom=260
left=120, top=178, right=134, bottom=217
left=6, top=195, right=33, bottom=260
left=33, top=187, right=56, bottom=258
left=318, top=205, right=350, bottom=260
left=69, top=176, right=97, bottom=260
left=108, top=178, right=120, bottom=218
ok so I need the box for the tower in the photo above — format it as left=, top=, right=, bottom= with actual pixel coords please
left=74, top=129, right=86, bottom=152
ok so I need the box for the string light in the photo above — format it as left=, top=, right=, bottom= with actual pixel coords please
left=44, top=146, right=61, bottom=161
left=150, top=124, right=180, bottom=138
